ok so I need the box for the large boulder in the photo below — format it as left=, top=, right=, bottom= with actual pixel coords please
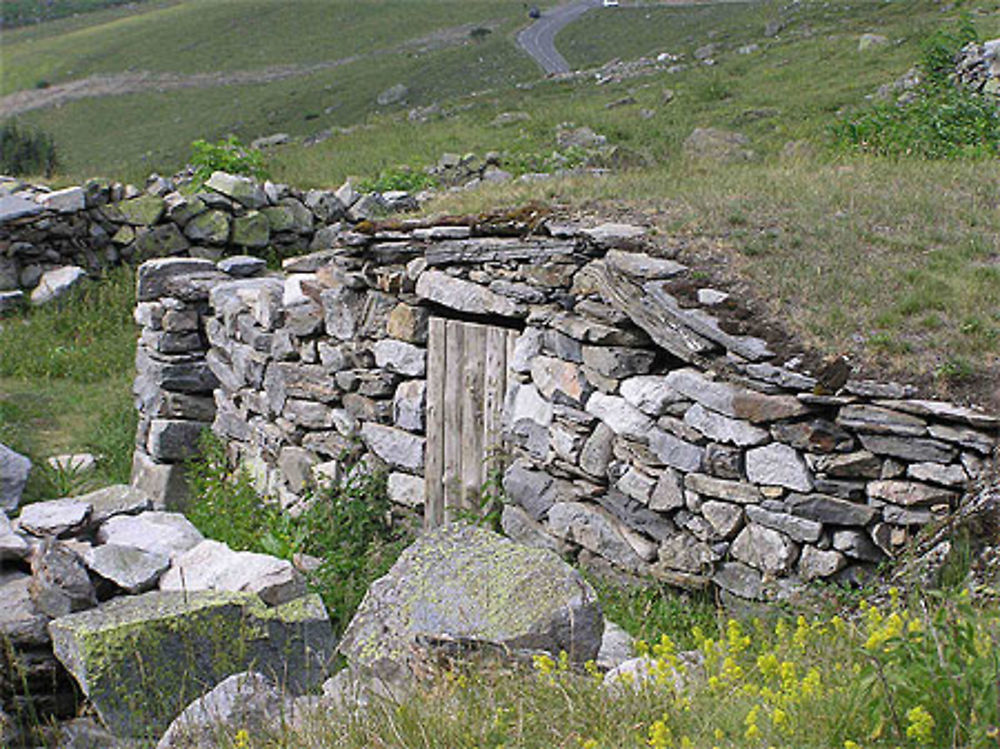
left=49, top=590, right=335, bottom=738
left=682, top=127, right=755, bottom=163
left=338, top=524, right=603, bottom=687
left=0, top=442, right=31, bottom=512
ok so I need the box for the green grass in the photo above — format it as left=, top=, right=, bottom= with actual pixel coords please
left=0, top=0, right=533, bottom=92
left=0, top=0, right=151, bottom=29
left=232, top=590, right=1000, bottom=749
left=414, top=154, right=1000, bottom=406
left=0, top=268, right=137, bottom=501
left=7, top=4, right=537, bottom=181
left=185, top=433, right=414, bottom=634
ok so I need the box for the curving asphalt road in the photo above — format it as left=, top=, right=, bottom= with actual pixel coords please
left=516, top=0, right=602, bottom=75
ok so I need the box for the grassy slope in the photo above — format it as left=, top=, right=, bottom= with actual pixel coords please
left=2, top=0, right=541, bottom=180
left=0, top=0, right=155, bottom=28
left=268, top=1, right=1000, bottom=402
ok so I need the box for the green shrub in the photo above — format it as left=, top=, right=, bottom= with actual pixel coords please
left=0, top=120, right=58, bottom=177
left=833, top=18, right=1000, bottom=159
left=590, top=578, right=717, bottom=649
left=920, top=14, right=978, bottom=85
left=860, top=591, right=1000, bottom=747
left=189, top=136, right=268, bottom=185
left=186, top=433, right=413, bottom=633
left=358, top=166, right=437, bottom=193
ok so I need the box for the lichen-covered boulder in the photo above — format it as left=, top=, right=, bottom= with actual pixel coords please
left=49, top=590, right=335, bottom=738
left=338, top=523, right=603, bottom=685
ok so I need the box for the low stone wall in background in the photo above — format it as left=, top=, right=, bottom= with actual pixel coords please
left=0, top=171, right=416, bottom=311
left=129, top=188, right=998, bottom=603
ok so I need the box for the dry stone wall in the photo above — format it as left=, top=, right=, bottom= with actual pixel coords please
left=128, top=175, right=998, bottom=602
left=0, top=172, right=415, bottom=311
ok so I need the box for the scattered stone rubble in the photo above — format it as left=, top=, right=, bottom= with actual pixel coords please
left=955, top=38, right=1000, bottom=96
left=0, top=482, right=332, bottom=744
left=129, top=178, right=997, bottom=610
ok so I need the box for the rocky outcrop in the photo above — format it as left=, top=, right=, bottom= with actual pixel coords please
left=955, top=38, right=1000, bottom=96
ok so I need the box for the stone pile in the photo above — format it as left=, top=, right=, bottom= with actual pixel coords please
left=0, top=170, right=423, bottom=311
left=955, top=38, right=1000, bottom=96
left=132, top=209, right=998, bottom=604
left=425, top=151, right=512, bottom=189
left=0, top=483, right=332, bottom=744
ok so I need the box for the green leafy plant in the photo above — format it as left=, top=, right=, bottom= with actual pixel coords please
left=833, top=17, right=1000, bottom=159
left=934, top=355, right=975, bottom=382
left=34, top=459, right=98, bottom=499
left=450, top=454, right=507, bottom=533
left=0, top=120, right=58, bottom=177
left=189, top=136, right=268, bottom=185
left=186, top=433, right=413, bottom=633
left=358, top=167, right=437, bottom=193
left=859, top=592, right=1000, bottom=747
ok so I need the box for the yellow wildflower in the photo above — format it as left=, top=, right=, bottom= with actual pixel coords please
left=906, top=706, right=935, bottom=745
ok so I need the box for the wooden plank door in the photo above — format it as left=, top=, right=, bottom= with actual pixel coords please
left=424, top=319, right=517, bottom=529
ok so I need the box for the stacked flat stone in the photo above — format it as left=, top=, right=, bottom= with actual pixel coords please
left=132, top=214, right=998, bottom=603
left=0, top=171, right=421, bottom=310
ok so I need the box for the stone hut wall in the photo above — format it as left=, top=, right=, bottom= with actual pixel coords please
left=131, top=198, right=999, bottom=602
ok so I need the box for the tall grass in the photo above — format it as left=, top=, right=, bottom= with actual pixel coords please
left=248, top=589, right=999, bottom=748
left=0, top=268, right=137, bottom=500
left=186, top=433, right=414, bottom=634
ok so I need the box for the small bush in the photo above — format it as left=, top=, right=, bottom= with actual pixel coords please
left=186, top=433, right=413, bottom=633
left=189, top=136, right=268, bottom=185
left=833, top=18, right=1000, bottom=159
left=0, top=120, right=58, bottom=177
left=358, top=166, right=437, bottom=193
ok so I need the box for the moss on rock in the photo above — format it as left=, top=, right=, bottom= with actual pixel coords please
left=48, top=590, right=334, bottom=738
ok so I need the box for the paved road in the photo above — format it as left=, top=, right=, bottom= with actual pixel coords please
left=516, top=0, right=602, bottom=75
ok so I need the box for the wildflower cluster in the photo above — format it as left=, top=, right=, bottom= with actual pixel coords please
left=472, top=594, right=998, bottom=748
